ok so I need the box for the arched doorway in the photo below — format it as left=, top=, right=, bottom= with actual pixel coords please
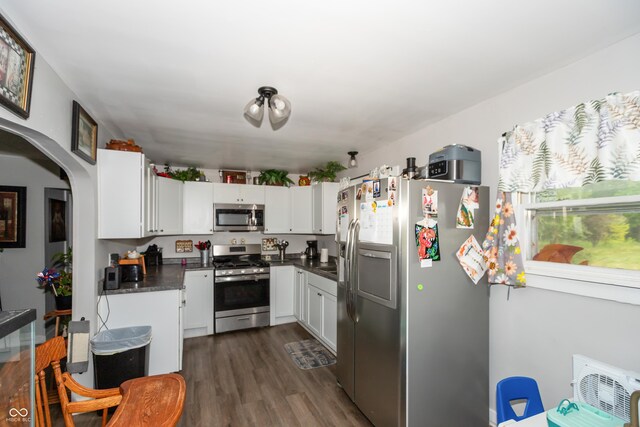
left=0, top=129, right=73, bottom=340
left=0, top=117, right=98, bottom=350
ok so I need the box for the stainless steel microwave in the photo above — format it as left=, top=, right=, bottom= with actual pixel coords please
left=213, top=203, right=264, bottom=232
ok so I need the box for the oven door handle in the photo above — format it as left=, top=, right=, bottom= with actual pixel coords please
left=215, top=274, right=270, bottom=283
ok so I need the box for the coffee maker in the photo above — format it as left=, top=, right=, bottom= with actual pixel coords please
left=305, top=240, right=318, bottom=259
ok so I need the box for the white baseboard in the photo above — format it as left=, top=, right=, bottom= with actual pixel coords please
left=489, top=408, right=497, bottom=426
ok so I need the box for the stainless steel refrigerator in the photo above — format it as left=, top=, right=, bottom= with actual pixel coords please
left=336, top=177, right=489, bottom=427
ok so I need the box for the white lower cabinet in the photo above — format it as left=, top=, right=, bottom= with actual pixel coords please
left=294, top=268, right=307, bottom=323
left=297, top=271, right=337, bottom=353
left=183, top=269, right=214, bottom=338
left=306, top=284, right=323, bottom=337
left=97, top=289, right=183, bottom=374
left=270, top=265, right=296, bottom=325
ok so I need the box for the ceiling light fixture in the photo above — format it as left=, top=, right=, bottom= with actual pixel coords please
left=348, top=151, right=358, bottom=168
left=243, top=86, right=291, bottom=129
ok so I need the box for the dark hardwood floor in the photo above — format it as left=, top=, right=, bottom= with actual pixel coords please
left=56, top=323, right=372, bottom=426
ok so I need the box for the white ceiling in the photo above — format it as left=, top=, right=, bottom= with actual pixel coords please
left=3, top=1, right=640, bottom=173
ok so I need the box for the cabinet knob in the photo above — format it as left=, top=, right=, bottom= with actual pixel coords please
left=317, top=292, right=322, bottom=296
left=209, top=229, right=213, bottom=232
left=204, top=274, right=208, bottom=277
left=160, top=229, right=164, bottom=232
left=290, top=229, right=292, bottom=231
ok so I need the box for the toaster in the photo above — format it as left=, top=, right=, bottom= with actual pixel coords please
left=120, top=264, right=144, bottom=282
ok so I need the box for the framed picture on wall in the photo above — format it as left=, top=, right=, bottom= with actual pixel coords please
left=0, top=13, right=35, bottom=119
left=0, top=185, right=26, bottom=248
left=71, top=100, right=98, bottom=165
left=49, top=199, right=66, bottom=242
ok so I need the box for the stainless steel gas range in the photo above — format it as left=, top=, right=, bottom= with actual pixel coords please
left=212, top=244, right=270, bottom=333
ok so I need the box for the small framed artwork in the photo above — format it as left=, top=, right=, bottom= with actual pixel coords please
left=0, top=186, right=26, bottom=248
left=49, top=198, right=66, bottom=242
left=0, top=13, right=36, bottom=119
left=221, top=170, right=247, bottom=184
left=71, top=101, right=98, bottom=164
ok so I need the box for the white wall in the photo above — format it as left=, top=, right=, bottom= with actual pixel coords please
left=0, top=6, right=132, bottom=388
left=134, top=232, right=316, bottom=259
left=345, top=33, right=640, bottom=422
left=0, top=152, right=69, bottom=340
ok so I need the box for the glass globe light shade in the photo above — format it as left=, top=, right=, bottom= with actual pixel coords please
left=268, top=94, right=291, bottom=124
left=244, top=98, right=264, bottom=122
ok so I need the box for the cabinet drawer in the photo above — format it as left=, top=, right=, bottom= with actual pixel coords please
left=307, top=272, right=337, bottom=296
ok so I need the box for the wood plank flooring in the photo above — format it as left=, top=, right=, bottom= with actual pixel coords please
left=55, top=323, right=372, bottom=426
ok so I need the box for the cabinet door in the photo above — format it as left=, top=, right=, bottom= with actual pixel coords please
left=157, top=177, right=183, bottom=235
left=291, top=186, right=312, bottom=233
left=294, top=269, right=307, bottom=323
left=98, top=149, right=145, bottom=238
left=271, top=266, right=295, bottom=325
left=240, top=185, right=265, bottom=205
left=264, top=186, right=290, bottom=234
left=183, top=270, right=214, bottom=337
left=213, top=183, right=241, bottom=204
left=143, top=162, right=158, bottom=236
left=306, top=283, right=323, bottom=336
left=183, top=182, right=214, bottom=234
left=312, top=183, right=339, bottom=234
left=322, top=292, right=337, bottom=351
left=96, top=290, right=181, bottom=375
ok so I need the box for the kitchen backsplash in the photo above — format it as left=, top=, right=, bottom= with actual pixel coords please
left=134, top=233, right=335, bottom=259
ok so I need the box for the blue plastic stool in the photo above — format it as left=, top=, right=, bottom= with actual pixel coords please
left=496, top=376, right=544, bottom=424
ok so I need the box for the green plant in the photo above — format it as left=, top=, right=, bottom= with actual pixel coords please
left=36, top=247, right=72, bottom=296
left=308, top=161, right=347, bottom=182
left=258, top=169, right=294, bottom=187
left=163, top=165, right=203, bottom=182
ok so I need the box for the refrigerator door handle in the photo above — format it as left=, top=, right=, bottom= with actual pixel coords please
left=345, top=219, right=356, bottom=321
left=350, top=219, right=360, bottom=323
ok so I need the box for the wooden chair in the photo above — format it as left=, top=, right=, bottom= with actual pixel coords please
left=107, top=373, right=186, bottom=427
left=35, top=336, right=122, bottom=427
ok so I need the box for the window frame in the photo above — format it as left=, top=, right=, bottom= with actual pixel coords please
left=517, top=193, right=640, bottom=304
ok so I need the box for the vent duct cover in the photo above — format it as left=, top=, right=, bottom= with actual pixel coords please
left=573, top=354, right=640, bottom=422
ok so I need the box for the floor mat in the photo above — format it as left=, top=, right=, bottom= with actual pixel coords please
left=284, top=339, right=336, bottom=370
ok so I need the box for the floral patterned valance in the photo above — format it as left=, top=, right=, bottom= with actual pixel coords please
left=498, top=90, right=640, bottom=192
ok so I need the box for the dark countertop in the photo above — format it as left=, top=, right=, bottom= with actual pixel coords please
left=104, top=261, right=213, bottom=295
left=263, top=255, right=338, bottom=281
left=104, top=255, right=336, bottom=296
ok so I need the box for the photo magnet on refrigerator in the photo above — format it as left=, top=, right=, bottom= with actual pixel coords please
left=456, top=235, right=487, bottom=284
left=422, top=186, right=438, bottom=216
left=415, top=217, right=440, bottom=261
left=456, top=186, right=479, bottom=229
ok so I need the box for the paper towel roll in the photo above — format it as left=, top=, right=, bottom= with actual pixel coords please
left=320, top=248, right=329, bottom=263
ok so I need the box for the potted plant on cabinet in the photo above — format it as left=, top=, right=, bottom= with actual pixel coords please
left=258, top=169, right=295, bottom=187
left=308, top=160, right=347, bottom=183
left=36, top=247, right=73, bottom=310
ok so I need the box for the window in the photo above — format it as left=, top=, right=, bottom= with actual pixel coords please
left=519, top=180, right=640, bottom=291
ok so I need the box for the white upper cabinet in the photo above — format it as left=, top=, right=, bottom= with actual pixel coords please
left=213, top=183, right=265, bottom=205
left=143, top=160, right=158, bottom=236
left=157, top=176, right=183, bottom=235
left=312, top=182, right=339, bottom=235
left=264, top=186, right=290, bottom=234
left=183, top=182, right=213, bottom=234
left=290, top=186, right=313, bottom=234
left=98, top=149, right=146, bottom=239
